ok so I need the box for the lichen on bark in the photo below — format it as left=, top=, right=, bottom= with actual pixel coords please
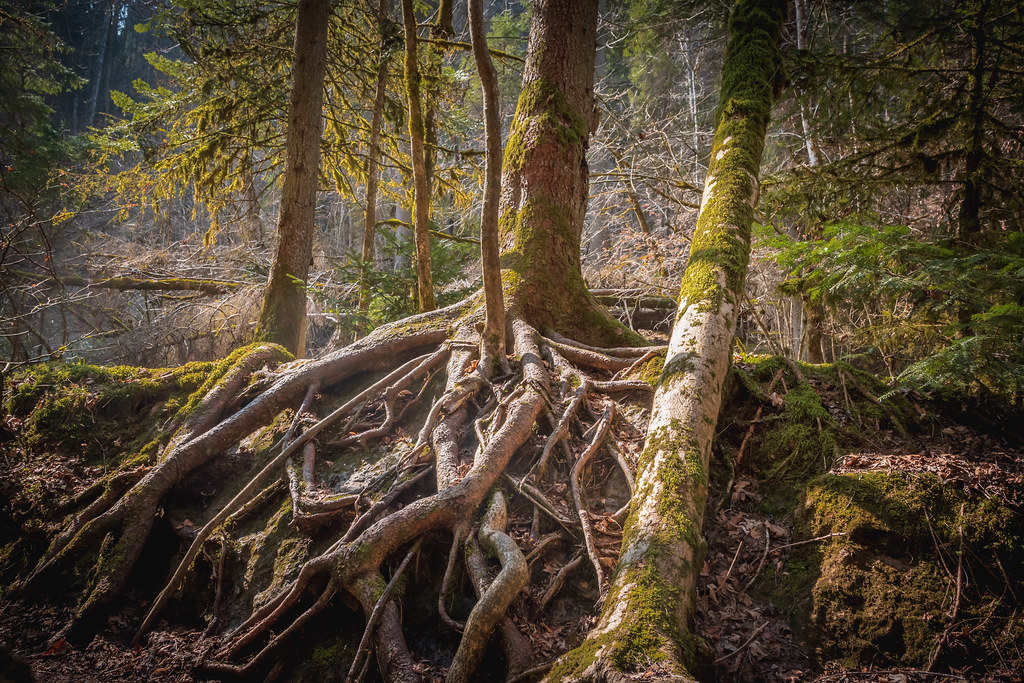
left=548, top=1, right=786, bottom=680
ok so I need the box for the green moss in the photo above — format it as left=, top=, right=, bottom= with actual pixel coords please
left=242, top=497, right=310, bottom=609
left=310, top=638, right=356, bottom=678
left=659, top=354, right=696, bottom=386
left=503, top=78, right=588, bottom=176
left=3, top=360, right=214, bottom=463
left=767, top=471, right=1024, bottom=670
left=166, top=343, right=291, bottom=424
left=626, top=355, right=665, bottom=387
left=548, top=559, right=700, bottom=680
left=626, top=420, right=706, bottom=553
left=675, top=0, right=784, bottom=318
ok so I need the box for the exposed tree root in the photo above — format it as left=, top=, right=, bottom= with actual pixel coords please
left=23, top=299, right=657, bottom=681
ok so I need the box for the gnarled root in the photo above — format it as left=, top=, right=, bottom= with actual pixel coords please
left=24, top=298, right=659, bottom=682
left=448, top=491, right=529, bottom=683
left=25, top=312, right=453, bottom=641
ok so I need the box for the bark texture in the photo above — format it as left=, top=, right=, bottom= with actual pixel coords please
left=498, top=0, right=636, bottom=346
left=469, top=0, right=507, bottom=374
left=547, top=1, right=785, bottom=680
left=255, top=0, right=329, bottom=356
left=401, top=0, right=436, bottom=312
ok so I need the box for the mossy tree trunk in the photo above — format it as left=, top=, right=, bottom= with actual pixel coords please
left=547, top=1, right=785, bottom=680
left=401, top=0, right=436, bottom=313
left=254, top=0, right=329, bottom=357
left=498, top=0, right=640, bottom=347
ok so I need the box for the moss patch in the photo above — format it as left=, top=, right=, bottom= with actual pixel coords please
left=769, top=471, right=1024, bottom=670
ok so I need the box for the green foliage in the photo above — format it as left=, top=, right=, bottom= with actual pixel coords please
left=320, top=230, right=475, bottom=335
left=0, top=1, right=85, bottom=196
left=757, top=221, right=1024, bottom=400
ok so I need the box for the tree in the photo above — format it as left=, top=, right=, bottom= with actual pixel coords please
left=18, top=1, right=650, bottom=680
left=758, top=0, right=1024, bottom=396
left=469, top=0, right=507, bottom=375
left=253, top=0, right=330, bottom=356
left=550, top=0, right=785, bottom=679
left=358, top=0, right=395, bottom=322
left=401, top=0, right=436, bottom=312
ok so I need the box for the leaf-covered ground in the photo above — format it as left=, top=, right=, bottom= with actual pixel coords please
left=1, top=354, right=1022, bottom=682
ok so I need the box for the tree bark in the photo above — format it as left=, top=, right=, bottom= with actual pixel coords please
left=401, top=0, right=436, bottom=312
left=498, top=0, right=637, bottom=346
left=469, top=0, right=507, bottom=374
left=547, top=1, right=785, bottom=680
left=956, top=0, right=990, bottom=335
left=424, top=0, right=454, bottom=202
left=254, top=0, right=329, bottom=357
left=794, top=0, right=826, bottom=363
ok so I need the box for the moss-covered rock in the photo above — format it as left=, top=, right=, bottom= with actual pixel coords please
left=774, top=471, right=1023, bottom=671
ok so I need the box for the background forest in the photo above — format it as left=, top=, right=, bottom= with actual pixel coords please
left=1, top=0, right=1023, bottom=682
left=3, top=0, right=1021, bottom=402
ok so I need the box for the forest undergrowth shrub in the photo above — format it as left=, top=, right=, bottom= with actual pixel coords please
left=320, top=232, right=476, bottom=338
left=756, top=221, right=1024, bottom=403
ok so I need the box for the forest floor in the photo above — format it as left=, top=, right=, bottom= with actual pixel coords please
left=1, top=352, right=1022, bottom=683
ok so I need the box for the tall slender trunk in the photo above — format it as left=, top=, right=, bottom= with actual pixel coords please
left=469, top=0, right=507, bottom=374
left=254, top=0, right=330, bottom=356
left=957, top=0, right=990, bottom=335
left=401, top=0, right=436, bottom=312
left=424, top=0, right=453, bottom=201
left=549, top=2, right=785, bottom=680
left=359, top=0, right=391, bottom=321
left=793, top=0, right=825, bottom=362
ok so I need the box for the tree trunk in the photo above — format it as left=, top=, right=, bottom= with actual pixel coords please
left=84, top=0, right=116, bottom=130
left=401, top=0, right=436, bottom=312
left=359, top=0, right=392, bottom=321
left=254, top=0, right=329, bottom=357
left=469, top=0, right=507, bottom=375
left=793, top=0, right=825, bottom=363
left=957, top=0, right=989, bottom=335
left=548, top=1, right=785, bottom=680
left=424, top=0, right=454, bottom=202
left=498, top=0, right=638, bottom=346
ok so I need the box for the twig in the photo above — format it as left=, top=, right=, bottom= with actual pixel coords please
left=611, top=347, right=663, bottom=381
left=524, top=532, right=566, bottom=564
left=712, top=541, right=743, bottom=597
left=741, top=524, right=771, bottom=593
left=769, top=532, right=847, bottom=552
left=202, top=536, right=228, bottom=637
left=735, top=369, right=784, bottom=469
left=571, top=405, right=615, bottom=594
left=530, top=386, right=587, bottom=481
left=506, top=662, right=555, bottom=683
left=713, top=621, right=768, bottom=664
left=536, top=551, right=583, bottom=614
left=927, top=504, right=966, bottom=672
left=438, top=528, right=467, bottom=632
